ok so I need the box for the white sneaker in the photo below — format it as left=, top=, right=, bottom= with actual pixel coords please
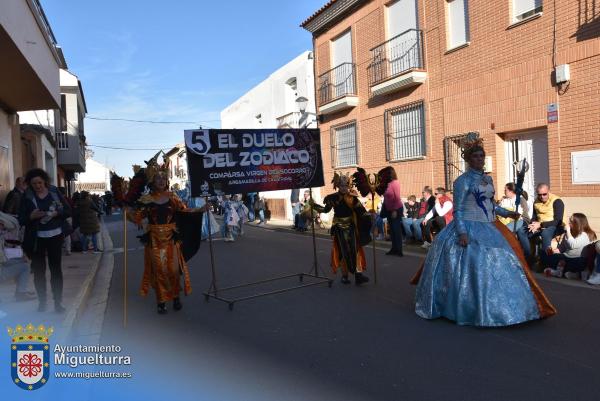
left=564, top=271, right=579, bottom=280
left=587, top=272, right=600, bottom=285
left=421, top=241, right=431, bottom=249
left=544, top=267, right=563, bottom=278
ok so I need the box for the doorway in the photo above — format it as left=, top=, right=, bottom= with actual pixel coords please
left=504, top=129, right=550, bottom=207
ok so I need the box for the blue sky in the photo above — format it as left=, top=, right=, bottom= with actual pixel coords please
left=42, top=0, right=325, bottom=176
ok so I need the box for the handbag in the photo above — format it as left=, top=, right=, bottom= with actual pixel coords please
left=379, top=201, right=389, bottom=219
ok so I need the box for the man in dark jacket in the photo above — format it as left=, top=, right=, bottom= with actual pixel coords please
left=401, top=195, right=421, bottom=243
left=406, top=186, right=435, bottom=243
left=2, top=177, right=26, bottom=215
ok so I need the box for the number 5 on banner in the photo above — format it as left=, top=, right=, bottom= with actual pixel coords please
left=185, top=130, right=211, bottom=155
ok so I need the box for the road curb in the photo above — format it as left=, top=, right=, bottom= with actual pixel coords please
left=248, top=220, right=430, bottom=255
left=55, top=223, right=114, bottom=344
left=246, top=220, right=600, bottom=291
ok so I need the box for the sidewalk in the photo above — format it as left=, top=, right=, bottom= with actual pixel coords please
left=244, top=217, right=429, bottom=256
left=0, top=224, right=112, bottom=343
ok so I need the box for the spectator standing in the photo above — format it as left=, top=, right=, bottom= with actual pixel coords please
left=2, top=177, right=26, bottom=215
left=18, top=168, right=71, bottom=312
left=76, top=191, right=101, bottom=253
left=58, top=187, right=73, bottom=256
left=290, top=189, right=300, bottom=228
left=383, top=167, right=403, bottom=256
left=103, top=191, right=114, bottom=216
left=255, top=196, right=266, bottom=226
left=421, top=187, right=454, bottom=249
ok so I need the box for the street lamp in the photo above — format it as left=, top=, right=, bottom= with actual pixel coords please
left=295, top=96, right=308, bottom=114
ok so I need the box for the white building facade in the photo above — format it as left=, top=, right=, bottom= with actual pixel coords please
left=18, top=68, right=88, bottom=193
left=0, top=0, right=63, bottom=201
left=75, top=158, right=110, bottom=195
left=164, top=143, right=188, bottom=191
left=220, top=51, right=319, bottom=220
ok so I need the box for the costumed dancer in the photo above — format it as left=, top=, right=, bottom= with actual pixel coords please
left=310, top=173, right=370, bottom=285
left=233, top=195, right=249, bottom=237
left=112, top=153, right=203, bottom=314
left=181, top=181, right=219, bottom=241
left=221, top=195, right=239, bottom=242
left=412, top=134, right=556, bottom=326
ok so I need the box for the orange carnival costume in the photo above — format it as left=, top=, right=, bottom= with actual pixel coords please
left=114, top=152, right=202, bottom=314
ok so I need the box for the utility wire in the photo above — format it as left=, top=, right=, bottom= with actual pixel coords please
left=87, top=116, right=217, bottom=127
left=87, top=144, right=169, bottom=151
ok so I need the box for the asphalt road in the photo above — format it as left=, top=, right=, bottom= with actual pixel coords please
left=93, top=215, right=600, bottom=401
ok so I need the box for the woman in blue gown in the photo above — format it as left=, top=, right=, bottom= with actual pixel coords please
left=414, top=135, right=556, bottom=327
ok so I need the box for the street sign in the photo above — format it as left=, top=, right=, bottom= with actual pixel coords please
left=547, top=103, right=558, bottom=123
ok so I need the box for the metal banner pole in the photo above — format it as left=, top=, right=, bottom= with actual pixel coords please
left=123, top=208, right=127, bottom=328
left=309, top=187, right=319, bottom=276
left=205, top=196, right=218, bottom=296
left=371, top=192, right=378, bottom=285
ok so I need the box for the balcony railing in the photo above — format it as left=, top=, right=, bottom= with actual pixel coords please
left=317, top=63, right=357, bottom=106
left=56, top=132, right=69, bottom=150
left=276, top=112, right=302, bottom=128
left=368, top=29, right=424, bottom=88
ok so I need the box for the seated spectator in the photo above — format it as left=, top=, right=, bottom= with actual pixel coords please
left=421, top=187, right=454, bottom=249
left=402, top=195, right=421, bottom=243
left=295, top=190, right=311, bottom=231
left=408, top=186, right=435, bottom=244
left=0, top=211, right=36, bottom=302
left=586, top=241, right=600, bottom=285
left=497, top=183, right=530, bottom=232
left=517, top=183, right=564, bottom=267
left=544, top=213, right=596, bottom=278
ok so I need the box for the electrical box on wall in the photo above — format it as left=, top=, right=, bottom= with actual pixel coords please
left=555, top=64, right=570, bottom=84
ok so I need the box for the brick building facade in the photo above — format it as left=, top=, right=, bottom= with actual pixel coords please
left=302, top=0, right=600, bottom=227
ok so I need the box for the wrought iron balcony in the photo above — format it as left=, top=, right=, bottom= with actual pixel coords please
left=368, top=29, right=426, bottom=96
left=317, top=63, right=358, bottom=110
left=276, top=112, right=302, bottom=128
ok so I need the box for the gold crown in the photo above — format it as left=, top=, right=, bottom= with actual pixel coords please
left=7, top=324, right=54, bottom=344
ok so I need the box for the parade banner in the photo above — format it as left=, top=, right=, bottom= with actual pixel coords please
left=184, top=129, right=324, bottom=196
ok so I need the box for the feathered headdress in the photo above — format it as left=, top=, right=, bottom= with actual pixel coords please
left=110, top=151, right=169, bottom=206
left=144, top=151, right=170, bottom=183
left=375, top=166, right=396, bottom=196
left=332, top=171, right=352, bottom=191
left=352, top=167, right=378, bottom=197
left=460, top=132, right=484, bottom=160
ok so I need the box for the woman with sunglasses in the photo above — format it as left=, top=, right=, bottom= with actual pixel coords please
left=413, top=134, right=556, bottom=326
